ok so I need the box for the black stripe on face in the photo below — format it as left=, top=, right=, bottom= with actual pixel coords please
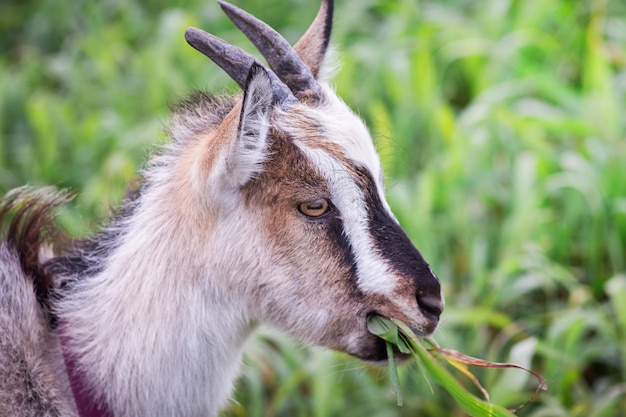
left=355, top=167, right=441, bottom=298
left=248, top=133, right=361, bottom=295
left=325, top=205, right=359, bottom=282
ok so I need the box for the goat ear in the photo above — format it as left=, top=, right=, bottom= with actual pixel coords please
left=294, top=0, right=333, bottom=79
left=228, top=63, right=274, bottom=186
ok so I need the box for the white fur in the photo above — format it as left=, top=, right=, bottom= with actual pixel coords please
left=58, top=185, right=263, bottom=416
left=57, top=71, right=278, bottom=417
left=311, top=84, right=395, bottom=216
left=228, top=69, right=273, bottom=186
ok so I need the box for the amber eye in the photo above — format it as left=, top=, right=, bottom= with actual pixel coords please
left=298, top=199, right=330, bottom=217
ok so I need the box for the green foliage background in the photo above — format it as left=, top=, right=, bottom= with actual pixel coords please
left=1, top=0, right=625, bottom=415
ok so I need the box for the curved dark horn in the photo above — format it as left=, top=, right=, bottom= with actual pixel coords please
left=218, top=0, right=320, bottom=97
left=184, top=27, right=296, bottom=105
left=294, top=0, right=334, bottom=78
left=185, top=27, right=253, bottom=89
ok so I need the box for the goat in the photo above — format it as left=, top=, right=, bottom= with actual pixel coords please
left=0, top=1, right=444, bottom=416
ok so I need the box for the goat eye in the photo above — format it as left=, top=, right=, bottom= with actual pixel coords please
left=298, top=199, right=330, bottom=218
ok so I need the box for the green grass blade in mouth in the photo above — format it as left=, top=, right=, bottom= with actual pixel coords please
left=367, top=315, right=546, bottom=416
left=366, top=314, right=411, bottom=354
left=385, top=340, right=403, bottom=406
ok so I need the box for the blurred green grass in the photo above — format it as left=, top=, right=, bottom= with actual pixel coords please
left=1, top=0, right=625, bottom=416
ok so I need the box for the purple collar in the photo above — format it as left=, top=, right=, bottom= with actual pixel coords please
left=60, top=325, right=113, bottom=417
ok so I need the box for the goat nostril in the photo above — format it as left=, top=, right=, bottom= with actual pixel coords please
left=417, top=293, right=444, bottom=319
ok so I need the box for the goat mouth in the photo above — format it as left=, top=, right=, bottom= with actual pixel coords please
left=351, top=334, right=412, bottom=364
left=353, top=312, right=415, bottom=363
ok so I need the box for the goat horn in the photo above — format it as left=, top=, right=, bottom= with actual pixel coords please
left=184, top=27, right=297, bottom=105
left=294, top=0, right=334, bottom=78
left=218, top=0, right=320, bottom=97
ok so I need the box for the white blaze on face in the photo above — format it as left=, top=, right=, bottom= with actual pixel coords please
left=284, top=86, right=401, bottom=298
left=315, top=85, right=391, bottom=209
left=295, top=145, right=395, bottom=297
